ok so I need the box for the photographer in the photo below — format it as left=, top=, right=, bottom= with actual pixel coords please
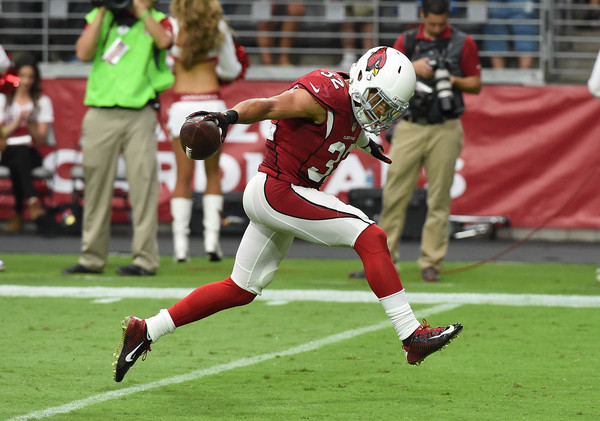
left=354, top=0, right=481, bottom=282
left=63, top=0, right=173, bottom=276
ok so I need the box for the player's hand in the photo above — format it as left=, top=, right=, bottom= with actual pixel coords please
left=186, top=110, right=239, bottom=142
left=359, top=138, right=392, bottom=164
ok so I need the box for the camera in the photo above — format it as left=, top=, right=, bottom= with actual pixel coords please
left=91, top=0, right=132, bottom=11
left=410, top=80, right=434, bottom=115
left=428, top=57, right=454, bottom=114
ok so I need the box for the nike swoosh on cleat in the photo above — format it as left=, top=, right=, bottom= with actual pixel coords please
left=125, top=342, right=145, bottom=362
left=430, top=325, right=455, bottom=340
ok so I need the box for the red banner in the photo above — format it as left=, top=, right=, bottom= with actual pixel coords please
left=456, top=85, right=600, bottom=229
left=3, top=79, right=599, bottom=229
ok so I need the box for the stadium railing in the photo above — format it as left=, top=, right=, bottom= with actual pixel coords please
left=0, top=0, right=599, bottom=85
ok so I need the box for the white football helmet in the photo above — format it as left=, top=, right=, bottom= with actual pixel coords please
left=348, top=46, right=416, bottom=133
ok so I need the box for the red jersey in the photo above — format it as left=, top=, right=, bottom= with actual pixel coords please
left=258, top=69, right=363, bottom=190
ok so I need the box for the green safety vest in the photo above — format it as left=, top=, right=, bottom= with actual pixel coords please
left=84, top=8, right=174, bottom=108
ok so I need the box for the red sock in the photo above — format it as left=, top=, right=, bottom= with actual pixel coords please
left=354, top=225, right=404, bottom=298
left=168, top=276, right=256, bottom=327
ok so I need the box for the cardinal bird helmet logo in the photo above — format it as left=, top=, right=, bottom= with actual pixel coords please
left=365, top=47, right=388, bottom=76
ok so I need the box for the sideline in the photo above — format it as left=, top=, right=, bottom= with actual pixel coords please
left=6, top=303, right=460, bottom=421
left=1, top=285, right=600, bottom=307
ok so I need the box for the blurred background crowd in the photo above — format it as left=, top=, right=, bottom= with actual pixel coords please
left=0, top=1, right=599, bottom=84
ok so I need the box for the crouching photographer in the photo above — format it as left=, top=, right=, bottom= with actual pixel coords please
left=377, top=0, right=481, bottom=282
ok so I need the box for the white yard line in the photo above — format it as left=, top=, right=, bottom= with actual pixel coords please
left=1, top=285, right=600, bottom=307
left=6, top=303, right=459, bottom=421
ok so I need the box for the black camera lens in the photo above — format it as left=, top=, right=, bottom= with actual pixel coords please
left=106, top=0, right=132, bottom=10
left=93, top=0, right=132, bottom=11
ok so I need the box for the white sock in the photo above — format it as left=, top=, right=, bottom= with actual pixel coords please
left=145, top=309, right=176, bottom=343
left=171, top=197, right=193, bottom=261
left=379, top=290, right=421, bottom=341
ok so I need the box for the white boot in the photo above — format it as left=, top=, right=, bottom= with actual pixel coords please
left=203, top=194, right=223, bottom=261
left=171, top=197, right=193, bottom=262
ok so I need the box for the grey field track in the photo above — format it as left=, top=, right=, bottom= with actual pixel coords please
left=1, top=231, right=599, bottom=264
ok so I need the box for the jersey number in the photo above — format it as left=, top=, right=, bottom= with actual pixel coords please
left=306, top=72, right=349, bottom=183
left=308, top=141, right=352, bottom=183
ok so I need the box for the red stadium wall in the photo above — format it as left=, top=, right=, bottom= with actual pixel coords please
left=2, top=79, right=599, bottom=230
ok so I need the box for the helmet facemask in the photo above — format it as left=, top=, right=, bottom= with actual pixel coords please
left=348, top=46, right=416, bottom=134
left=351, top=87, right=409, bottom=134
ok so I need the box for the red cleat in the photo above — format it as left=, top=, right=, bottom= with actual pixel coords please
left=403, top=320, right=463, bottom=365
left=113, top=316, right=152, bottom=382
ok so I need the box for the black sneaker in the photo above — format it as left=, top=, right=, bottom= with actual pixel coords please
left=403, top=320, right=463, bottom=365
left=113, top=316, right=152, bottom=382
left=421, top=266, right=440, bottom=282
left=348, top=270, right=366, bottom=279
left=116, top=264, right=155, bottom=276
left=62, top=263, right=103, bottom=274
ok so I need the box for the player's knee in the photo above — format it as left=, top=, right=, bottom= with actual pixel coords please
left=224, top=276, right=257, bottom=305
left=355, top=224, right=389, bottom=254
left=230, top=263, right=279, bottom=296
left=366, top=224, right=388, bottom=244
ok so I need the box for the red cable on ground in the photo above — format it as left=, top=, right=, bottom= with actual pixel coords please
left=441, top=164, right=599, bottom=275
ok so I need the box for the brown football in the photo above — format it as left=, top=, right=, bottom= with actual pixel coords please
left=179, top=117, right=222, bottom=160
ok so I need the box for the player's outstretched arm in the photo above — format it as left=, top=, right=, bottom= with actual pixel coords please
left=232, top=88, right=326, bottom=125
left=186, top=88, right=327, bottom=142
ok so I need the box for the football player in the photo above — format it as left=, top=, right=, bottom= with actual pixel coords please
left=113, top=46, right=463, bottom=382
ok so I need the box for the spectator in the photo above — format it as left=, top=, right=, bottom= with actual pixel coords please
left=112, top=46, right=463, bottom=383
left=256, top=1, right=305, bottom=65
left=588, top=48, right=600, bottom=99
left=351, top=0, right=481, bottom=282
left=337, top=0, right=375, bottom=70
left=0, top=52, right=53, bottom=234
left=483, top=0, right=539, bottom=69
left=62, top=0, right=174, bottom=276
left=167, top=0, right=242, bottom=263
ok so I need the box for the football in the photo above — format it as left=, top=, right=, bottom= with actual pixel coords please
left=179, top=117, right=222, bottom=160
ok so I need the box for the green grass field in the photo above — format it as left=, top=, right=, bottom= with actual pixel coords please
left=1, top=253, right=599, bottom=420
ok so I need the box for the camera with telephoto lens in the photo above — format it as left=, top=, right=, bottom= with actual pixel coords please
left=409, top=80, right=434, bottom=115
left=91, top=0, right=132, bottom=11
left=428, top=56, right=454, bottom=114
